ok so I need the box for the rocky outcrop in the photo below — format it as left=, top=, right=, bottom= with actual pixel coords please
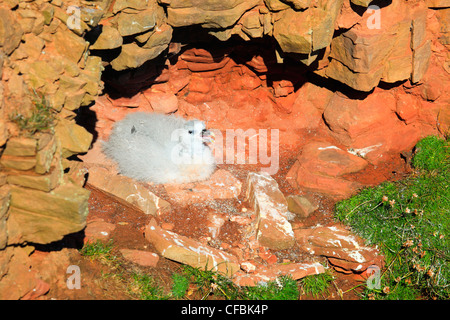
left=103, top=0, right=172, bottom=71
left=273, top=0, right=343, bottom=64
left=162, top=0, right=261, bottom=29
left=75, top=0, right=437, bottom=92
left=141, top=172, right=329, bottom=285
left=0, top=0, right=103, bottom=298
left=0, top=0, right=103, bottom=250
left=324, top=1, right=432, bottom=91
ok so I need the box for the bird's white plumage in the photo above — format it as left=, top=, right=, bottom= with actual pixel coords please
left=102, top=112, right=216, bottom=184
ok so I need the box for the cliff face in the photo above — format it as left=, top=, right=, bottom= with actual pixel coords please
left=0, top=0, right=449, bottom=298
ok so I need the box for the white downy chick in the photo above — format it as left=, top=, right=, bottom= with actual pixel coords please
left=102, top=112, right=216, bottom=184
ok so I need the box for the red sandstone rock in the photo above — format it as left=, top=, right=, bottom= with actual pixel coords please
left=166, top=68, right=191, bottom=93
left=302, top=141, right=369, bottom=177
left=177, top=99, right=203, bottom=120
left=28, top=249, right=72, bottom=298
left=273, top=80, right=294, bottom=97
left=286, top=194, right=319, bottom=218
left=294, top=224, right=382, bottom=273
left=84, top=219, right=116, bottom=243
left=90, top=95, right=150, bottom=139
left=106, top=93, right=150, bottom=109
left=180, top=47, right=232, bottom=72
left=229, top=67, right=262, bottom=91
left=323, top=92, right=396, bottom=146
left=120, top=249, right=159, bottom=267
left=240, top=260, right=257, bottom=273
left=258, top=248, right=277, bottom=265
left=21, top=279, right=50, bottom=300
left=271, top=91, right=297, bottom=114
left=142, top=90, right=179, bottom=114
left=161, top=222, right=175, bottom=231
left=205, top=212, right=226, bottom=239
left=287, top=164, right=362, bottom=200
left=396, top=92, right=421, bottom=124
left=233, top=261, right=325, bottom=286
left=187, top=75, right=214, bottom=94
left=323, top=91, right=422, bottom=164
left=164, top=169, right=242, bottom=204
left=286, top=141, right=368, bottom=199
left=244, top=55, right=269, bottom=73
left=197, top=100, right=229, bottom=125
left=0, top=247, right=38, bottom=299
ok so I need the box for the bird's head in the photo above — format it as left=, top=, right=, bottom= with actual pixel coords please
left=170, top=119, right=215, bottom=164
left=182, top=120, right=215, bottom=147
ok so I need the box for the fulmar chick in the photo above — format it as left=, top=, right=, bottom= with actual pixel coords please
left=102, top=112, right=216, bottom=184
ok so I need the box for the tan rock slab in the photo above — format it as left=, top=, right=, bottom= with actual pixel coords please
left=90, top=25, right=123, bottom=50
left=9, top=181, right=90, bottom=225
left=245, top=172, right=295, bottom=250
left=54, top=118, right=93, bottom=158
left=0, top=155, right=36, bottom=171
left=412, top=39, right=431, bottom=83
left=0, top=7, right=23, bottom=55
left=0, top=185, right=11, bottom=249
left=110, top=42, right=167, bottom=71
left=6, top=165, right=62, bottom=192
left=3, top=137, right=36, bottom=156
left=35, top=136, right=57, bottom=174
left=116, top=9, right=156, bottom=37
left=87, top=166, right=170, bottom=216
left=145, top=219, right=239, bottom=276
left=7, top=180, right=90, bottom=244
left=7, top=206, right=86, bottom=244
left=165, top=0, right=261, bottom=29
left=52, top=24, right=88, bottom=63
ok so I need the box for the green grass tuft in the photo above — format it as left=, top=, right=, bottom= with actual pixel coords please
left=299, top=270, right=334, bottom=298
left=171, top=265, right=305, bottom=300
left=131, top=273, right=169, bottom=300
left=244, top=275, right=299, bottom=300
left=171, top=272, right=190, bottom=299
left=412, top=136, right=449, bottom=171
left=335, top=135, right=450, bottom=300
left=9, top=92, right=55, bottom=136
left=80, top=239, right=114, bottom=259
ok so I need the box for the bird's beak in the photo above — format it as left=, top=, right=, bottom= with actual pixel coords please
left=202, top=129, right=215, bottom=145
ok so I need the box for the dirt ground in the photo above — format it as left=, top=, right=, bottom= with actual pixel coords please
left=39, top=142, right=412, bottom=301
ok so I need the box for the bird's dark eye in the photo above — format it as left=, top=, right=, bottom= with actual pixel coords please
left=188, top=130, right=193, bottom=134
